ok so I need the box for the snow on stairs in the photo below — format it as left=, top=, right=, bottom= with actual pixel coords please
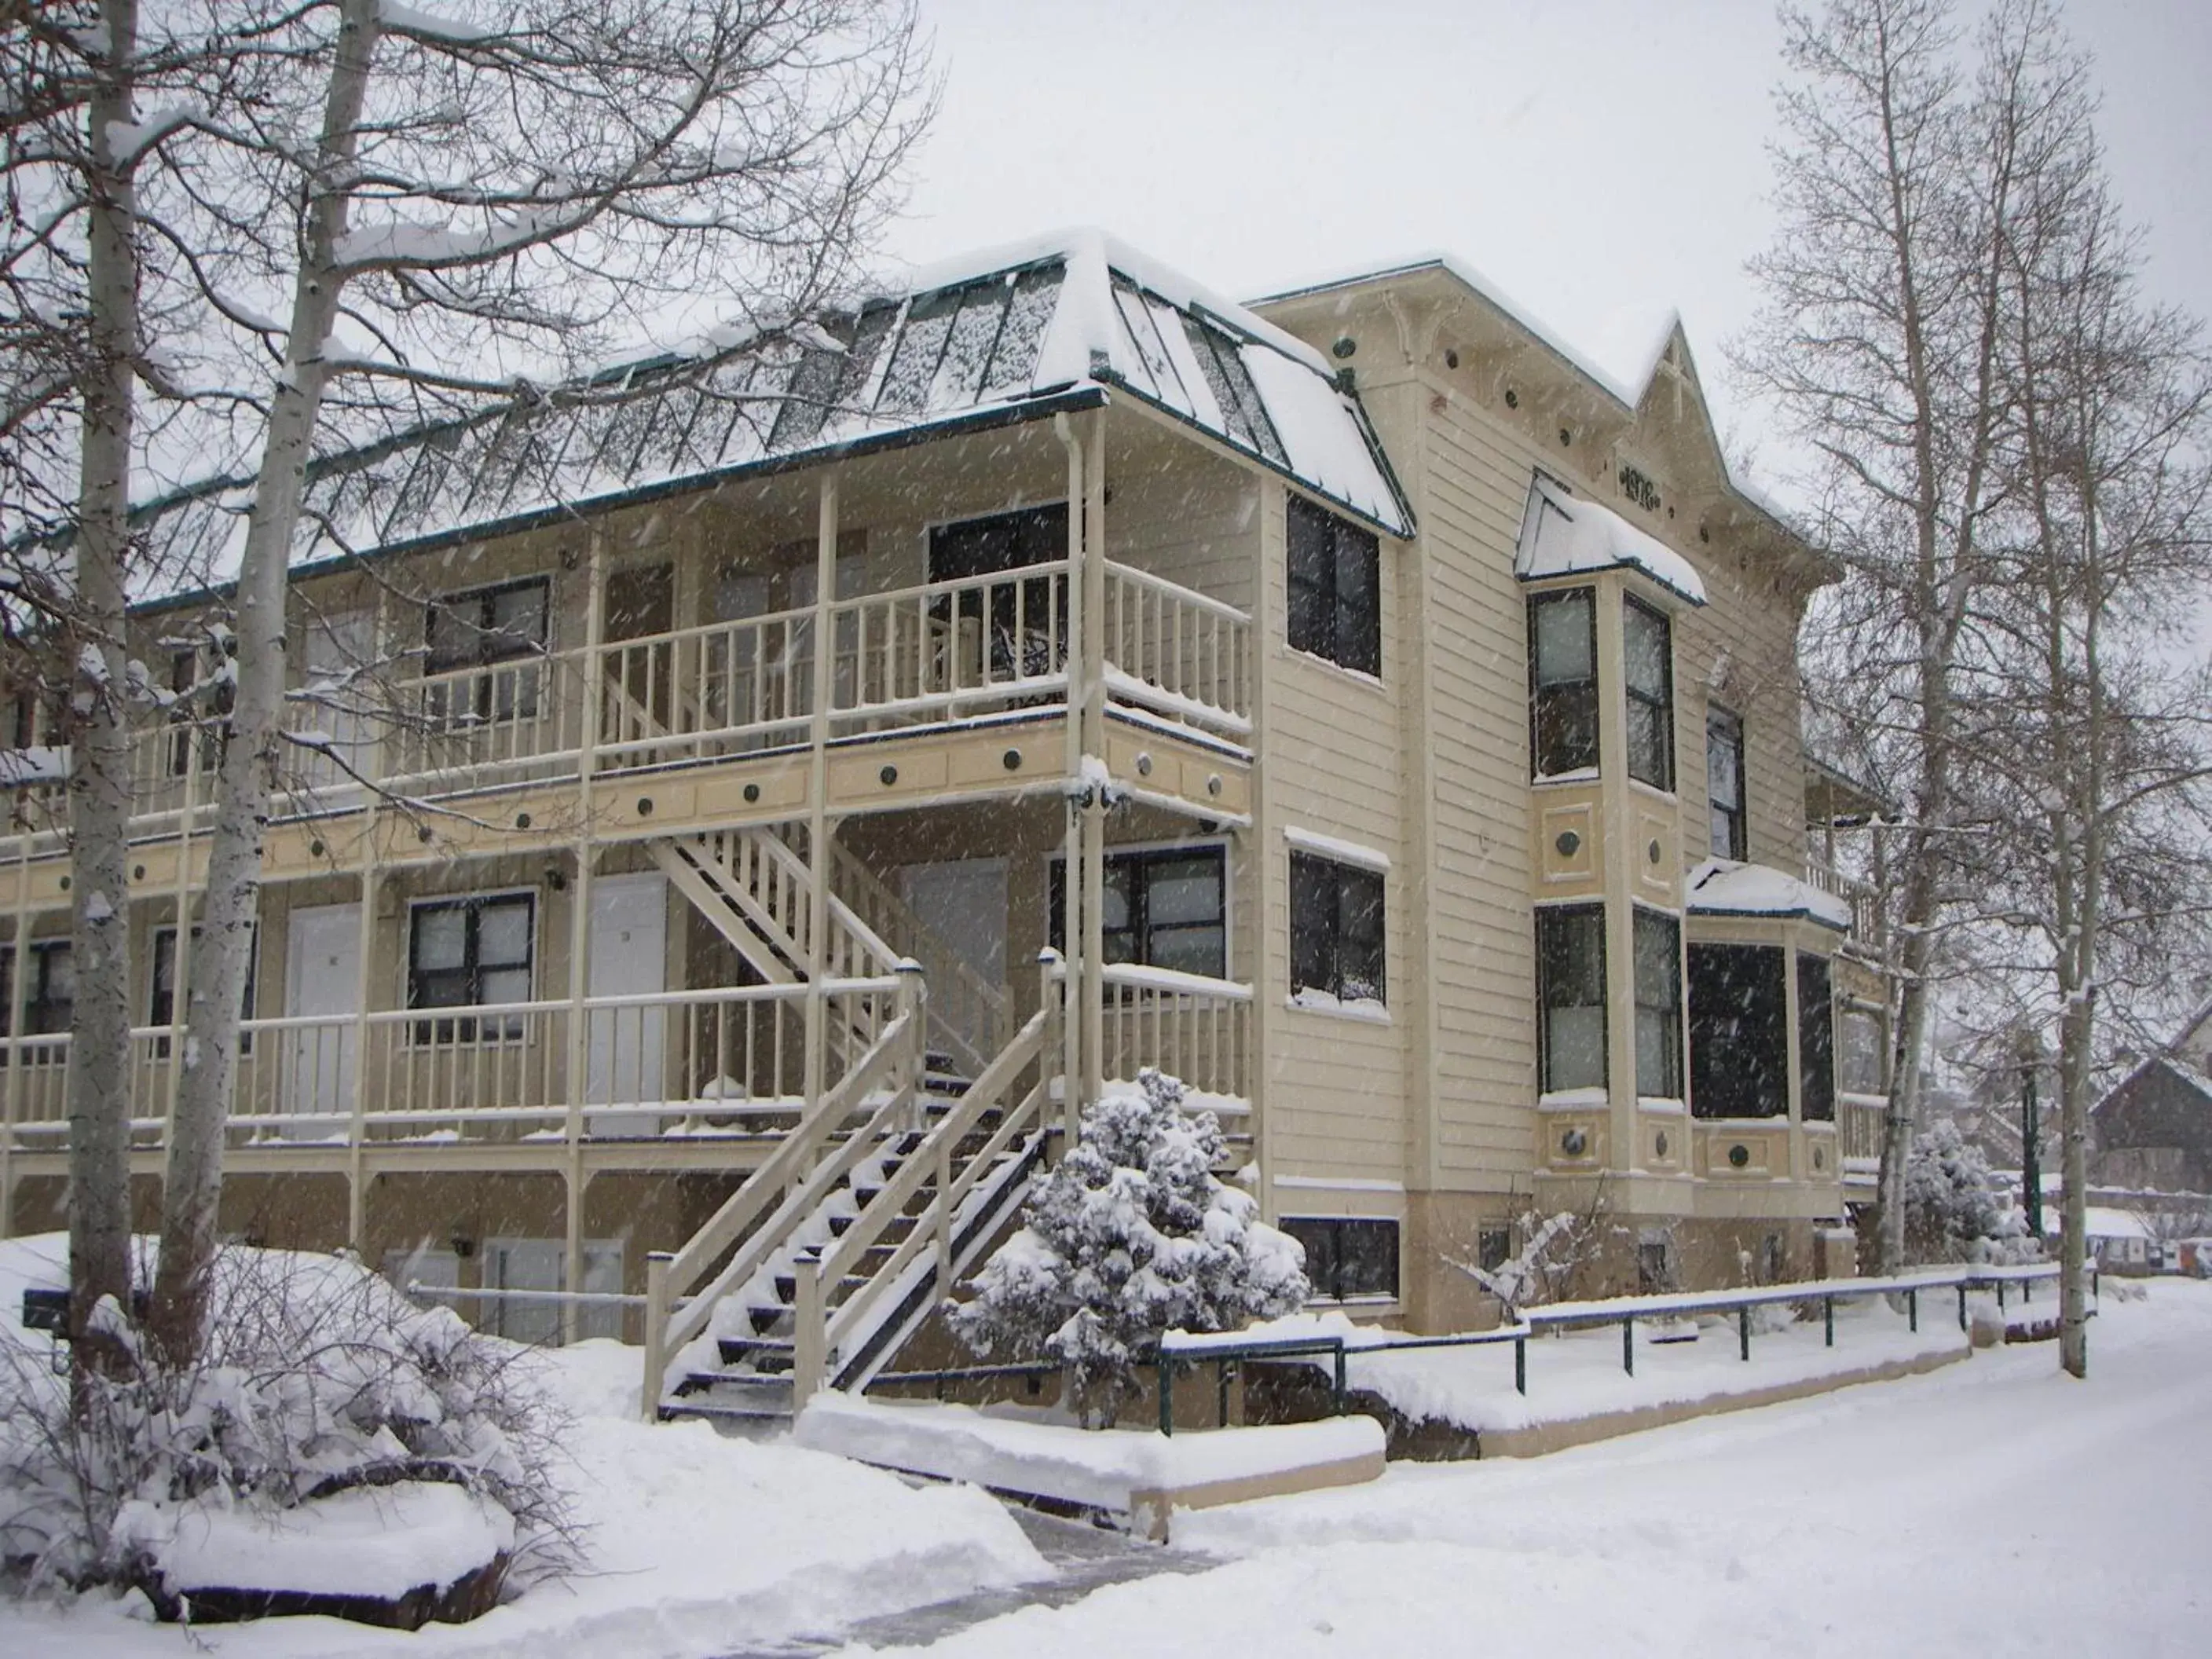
left=656, top=1005, right=1057, bottom=1429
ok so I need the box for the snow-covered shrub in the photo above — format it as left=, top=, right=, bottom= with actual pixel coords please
left=0, top=1244, right=574, bottom=1606
left=952, top=1068, right=1309, bottom=1426
left=1456, top=1188, right=1613, bottom=1318
left=1903, top=1120, right=2034, bottom=1264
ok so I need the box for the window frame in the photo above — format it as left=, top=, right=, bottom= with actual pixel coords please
left=1706, top=705, right=1746, bottom=860
left=1632, top=907, right=1683, bottom=1101
left=1536, top=903, right=1608, bottom=1093
left=1528, top=586, right=1599, bottom=779
left=406, top=891, right=537, bottom=1045
left=423, top=577, right=551, bottom=724
left=1048, top=842, right=1229, bottom=981
left=1287, top=851, right=1386, bottom=1009
left=165, top=642, right=236, bottom=778
left=0, top=939, right=74, bottom=1042
left=150, top=924, right=258, bottom=1057
left=1623, top=595, right=1675, bottom=792
left=1286, top=493, right=1382, bottom=679
left=1279, top=1216, right=1401, bottom=1302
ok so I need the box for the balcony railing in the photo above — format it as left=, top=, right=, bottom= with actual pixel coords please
left=0, top=979, right=902, bottom=1152
left=1839, top=1091, right=1887, bottom=1177
left=7, top=560, right=1252, bottom=835
left=1804, top=858, right=1882, bottom=947
left=1096, top=962, right=1254, bottom=1105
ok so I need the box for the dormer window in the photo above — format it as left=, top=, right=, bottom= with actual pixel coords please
left=1624, top=596, right=1674, bottom=791
left=1528, top=588, right=1598, bottom=778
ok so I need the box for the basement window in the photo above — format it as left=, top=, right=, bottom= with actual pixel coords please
left=1280, top=1217, right=1400, bottom=1302
left=408, top=892, right=535, bottom=1043
left=1287, top=494, right=1381, bottom=678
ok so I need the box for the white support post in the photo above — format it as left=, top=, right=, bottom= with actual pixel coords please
left=0, top=840, right=29, bottom=1236
left=804, top=472, right=837, bottom=1127
left=1054, top=416, right=1085, bottom=1126
left=346, top=858, right=378, bottom=1251
left=164, top=725, right=200, bottom=1140
left=564, top=529, right=608, bottom=1343
left=642, top=1250, right=671, bottom=1422
left=1079, top=413, right=1108, bottom=1112
left=793, top=1254, right=826, bottom=1404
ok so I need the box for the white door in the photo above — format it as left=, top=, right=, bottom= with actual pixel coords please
left=300, top=609, right=373, bottom=793
left=587, top=874, right=666, bottom=1126
left=284, top=903, right=360, bottom=1118
left=899, top=859, right=1006, bottom=1057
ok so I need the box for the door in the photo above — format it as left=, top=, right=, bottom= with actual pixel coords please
left=586, top=873, right=666, bottom=1129
left=284, top=903, right=360, bottom=1118
left=899, top=859, right=1006, bottom=1059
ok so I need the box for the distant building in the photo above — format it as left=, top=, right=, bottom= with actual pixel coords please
left=2093, top=998, right=2212, bottom=1193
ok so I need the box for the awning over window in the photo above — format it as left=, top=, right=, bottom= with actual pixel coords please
left=1514, top=474, right=1707, bottom=605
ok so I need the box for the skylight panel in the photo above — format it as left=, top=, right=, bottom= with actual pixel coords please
left=873, top=289, right=958, bottom=418
left=979, top=264, right=1061, bottom=401
left=931, top=281, right=1014, bottom=411
left=1180, top=313, right=1287, bottom=465
left=1105, top=281, right=1167, bottom=403
left=764, top=340, right=846, bottom=452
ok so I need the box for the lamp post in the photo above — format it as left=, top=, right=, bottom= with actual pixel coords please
left=2019, top=1031, right=2043, bottom=1241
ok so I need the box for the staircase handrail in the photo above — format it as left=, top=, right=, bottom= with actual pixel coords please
left=748, top=823, right=901, bottom=979
left=643, top=994, right=918, bottom=1411
left=794, top=1006, right=1049, bottom=1400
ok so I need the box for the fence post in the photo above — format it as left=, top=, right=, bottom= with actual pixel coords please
left=2023, top=1274, right=2032, bottom=1305
left=1332, top=1343, right=1347, bottom=1415
left=1824, top=1295, right=1834, bottom=1349
left=793, top=1252, right=826, bottom=1406
left=1157, top=1354, right=1174, bottom=1437
left=641, top=1251, right=672, bottom=1423
left=1738, top=1305, right=1751, bottom=1362
left=1217, top=1359, right=1230, bottom=1428
left=1622, top=1318, right=1634, bottom=1377
left=1907, top=1287, right=1918, bottom=1333
left=1514, top=1334, right=1526, bottom=1397
left=1957, top=1285, right=1968, bottom=1331
left=1997, top=1280, right=2006, bottom=1312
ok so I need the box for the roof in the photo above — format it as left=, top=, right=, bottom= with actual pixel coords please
left=1514, top=473, right=1707, bottom=605
left=125, top=229, right=1413, bottom=603
left=1252, top=252, right=1805, bottom=536
left=1686, top=859, right=1853, bottom=932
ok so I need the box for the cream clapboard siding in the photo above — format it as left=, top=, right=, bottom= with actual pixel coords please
left=1255, top=478, right=1411, bottom=1188
left=1670, top=555, right=1804, bottom=870
left=1106, top=444, right=1259, bottom=617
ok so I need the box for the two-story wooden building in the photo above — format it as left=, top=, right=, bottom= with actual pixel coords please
left=0, top=231, right=1888, bottom=1419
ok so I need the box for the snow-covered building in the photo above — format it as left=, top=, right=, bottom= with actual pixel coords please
left=2093, top=996, right=2212, bottom=1194
left=0, top=231, right=1890, bottom=1416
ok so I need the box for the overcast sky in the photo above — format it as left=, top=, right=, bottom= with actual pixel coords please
left=885, top=0, right=2212, bottom=500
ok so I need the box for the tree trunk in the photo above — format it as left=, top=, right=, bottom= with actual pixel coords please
left=65, top=0, right=143, bottom=1375
left=150, top=0, right=381, bottom=1363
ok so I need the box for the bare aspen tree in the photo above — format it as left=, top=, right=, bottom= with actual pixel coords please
left=141, top=0, right=929, bottom=1360
left=1740, top=0, right=2062, bottom=1273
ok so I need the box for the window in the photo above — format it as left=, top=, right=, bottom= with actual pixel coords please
left=1624, top=596, right=1673, bottom=790
left=0, top=941, right=72, bottom=1038
left=1049, top=846, right=1226, bottom=979
left=1289, top=851, right=1385, bottom=1007
left=1707, top=707, right=1745, bottom=860
left=1688, top=943, right=1788, bottom=1118
left=1528, top=588, right=1598, bottom=778
left=1477, top=1228, right=1513, bottom=1275
left=1280, top=1218, right=1399, bottom=1301
left=1839, top=1006, right=1886, bottom=1095
left=166, top=643, right=235, bottom=777
left=424, top=578, right=548, bottom=722
left=408, top=893, right=534, bottom=1042
left=1798, top=952, right=1836, bottom=1122
left=1633, top=910, right=1683, bottom=1099
left=1287, top=494, right=1381, bottom=677
left=1638, top=1232, right=1679, bottom=1295
left=151, top=925, right=257, bottom=1056
left=1536, top=904, right=1606, bottom=1093
left=928, top=505, right=1069, bottom=682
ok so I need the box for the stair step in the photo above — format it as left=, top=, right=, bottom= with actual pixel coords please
left=672, top=1368, right=794, bottom=1400
left=718, top=1333, right=793, bottom=1366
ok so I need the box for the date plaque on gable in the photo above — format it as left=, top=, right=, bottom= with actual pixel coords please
left=1620, top=463, right=1661, bottom=514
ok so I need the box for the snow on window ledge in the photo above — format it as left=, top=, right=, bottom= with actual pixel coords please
left=1282, top=825, right=1390, bottom=872
left=1286, top=987, right=1390, bottom=1024
left=1537, top=1086, right=1609, bottom=1112
left=1280, top=644, right=1386, bottom=693
left=1533, top=765, right=1600, bottom=786
left=1637, top=1096, right=1686, bottom=1115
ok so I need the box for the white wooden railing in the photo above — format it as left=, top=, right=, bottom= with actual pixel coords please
left=0, top=978, right=905, bottom=1152
left=1101, top=562, right=1251, bottom=734
left=1097, top=961, right=1254, bottom=1104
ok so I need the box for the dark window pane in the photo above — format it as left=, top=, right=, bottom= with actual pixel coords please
left=1623, top=598, right=1673, bottom=791
left=1707, top=709, right=1745, bottom=861
left=1289, top=852, right=1386, bottom=1006
left=1537, top=906, right=1607, bottom=1092
left=1634, top=910, right=1683, bottom=1099
left=1286, top=495, right=1379, bottom=675
left=1799, top=953, right=1835, bottom=1122
left=1280, top=1218, right=1398, bottom=1300
left=1688, top=943, right=1788, bottom=1118
left=1048, top=847, right=1225, bottom=980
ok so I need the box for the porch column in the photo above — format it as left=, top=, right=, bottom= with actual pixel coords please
left=803, top=470, right=838, bottom=1119
left=563, top=526, right=608, bottom=1340
left=1079, top=412, right=1108, bottom=1112
left=1056, top=416, right=1084, bottom=1139
left=165, top=727, right=200, bottom=1137
left=346, top=858, right=378, bottom=1251
left=0, top=839, right=29, bottom=1236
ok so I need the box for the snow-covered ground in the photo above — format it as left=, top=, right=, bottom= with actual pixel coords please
left=828, top=1280, right=2212, bottom=1657
left=0, top=1234, right=1046, bottom=1659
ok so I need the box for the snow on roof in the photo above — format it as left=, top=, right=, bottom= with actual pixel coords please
left=1686, top=859, right=1853, bottom=931
left=122, top=230, right=1410, bottom=602
left=1514, top=473, right=1706, bottom=604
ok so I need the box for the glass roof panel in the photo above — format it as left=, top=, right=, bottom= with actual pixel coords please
left=978, top=263, right=1061, bottom=401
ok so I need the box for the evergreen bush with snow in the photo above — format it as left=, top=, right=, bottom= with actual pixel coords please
left=0, top=1243, right=573, bottom=1610
left=1903, top=1120, right=2036, bottom=1265
left=952, top=1069, right=1308, bottom=1426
